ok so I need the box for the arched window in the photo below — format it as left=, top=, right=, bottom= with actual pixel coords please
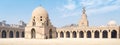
left=31, top=28, right=36, bottom=38
left=40, top=19, right=42, bottom=21
left=32, top=22, right=36, bottom=26
left=72, top=31, right=77, bottom=38
left=94, top=30, right=99, bottom=38
left=56, top=32, right=58, bottom=38
left=46, top=20, right=49, bottom=26
left=33, top=19, right=35, bottom=21
left=33, top=16, right=35, bottom=18
left=22, top=32, right=24, bottom=38
left=16, top=31, right=19, bottom=38
left=66, top=31, right=70, bottom=38
left=102, top=30, right=108, bottom=38
left=111, top=30, right=117, bottom=38
left=87, top=31, right=91, bottom=38
left=79, top=31, right=84, bottom=38
left=49, top=29, right=52, bottom=39
left=9, top=31, right=13, bottom=38
left=2, top=30, right=6, bottom=38
left=32, top=19, right=36, bottom=26
left=60, top=31, right=64, bottom=38
left=40, top=16, right=42, bottom=18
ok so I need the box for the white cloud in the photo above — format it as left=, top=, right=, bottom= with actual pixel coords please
left=56, top=0, right=120, bottom=18
left=80, top=0, right=120, bottom=15
left=56, top=0, right=80, bottom=18
left=84, top=0, right=120, bottom=15
left=62, top=11, right=80, bottom=17
left=63, top=0, right=76, bottom=10
left=87, top=5, right=120, bottom=15
left=80, top=0, right=120, bottom=8
left=80, top=0, right=96, bottom=7
left=64, top=3, right=76, bottom=10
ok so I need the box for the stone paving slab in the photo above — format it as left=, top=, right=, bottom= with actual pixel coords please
left=0, top=38, right=119, bottom=45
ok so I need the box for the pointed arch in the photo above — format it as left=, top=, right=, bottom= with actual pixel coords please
left=22, top=31, right=24, bottom=38
left=49, top=29, right=52, bottom=38
left=72, top=31, right=77, bottom=38
left=79, top=31, right=84, bottom=38
left=87, top=31, right=91, bottom=38
left=9, top=31, right=13, bottom=38
left=2, top=30, right=6, bottom=38
left=60, top=31, right=64, bottom=38
left=31, top=28, right=36, bottom=38
left=111, top=30, right=117, bottom=38
left=102, top=30, right=108, bottom=38
left=94, top=30, right=99, bottom=38
left=66, top=31, right=70, bottom=38
left=56, top=32, right=58, bottom=38
left=16, top=31, right=19, bottom=38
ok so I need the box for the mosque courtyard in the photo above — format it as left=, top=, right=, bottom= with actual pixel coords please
left=0, top=38, right=119, bottom=45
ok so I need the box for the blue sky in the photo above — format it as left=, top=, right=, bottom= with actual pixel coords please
left=0, top=0, right=120, bottom=27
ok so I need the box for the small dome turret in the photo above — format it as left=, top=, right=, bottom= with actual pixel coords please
left=107, top=20, right=117, bottom=26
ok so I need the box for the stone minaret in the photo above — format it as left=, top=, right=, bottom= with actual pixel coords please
left=79, top=7, right=89, bottom=27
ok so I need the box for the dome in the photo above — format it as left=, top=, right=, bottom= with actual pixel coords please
left=32, top=6, right=48, bottom=18
left=107, top=20, right=117, bottom=26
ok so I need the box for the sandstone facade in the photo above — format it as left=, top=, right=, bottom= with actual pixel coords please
left=25, top=6, right=120, bottom=39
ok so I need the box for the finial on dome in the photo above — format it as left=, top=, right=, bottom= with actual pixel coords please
left=82, top=7, right=86, bottom=14
left=39, top=4, right=42, bottom=7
